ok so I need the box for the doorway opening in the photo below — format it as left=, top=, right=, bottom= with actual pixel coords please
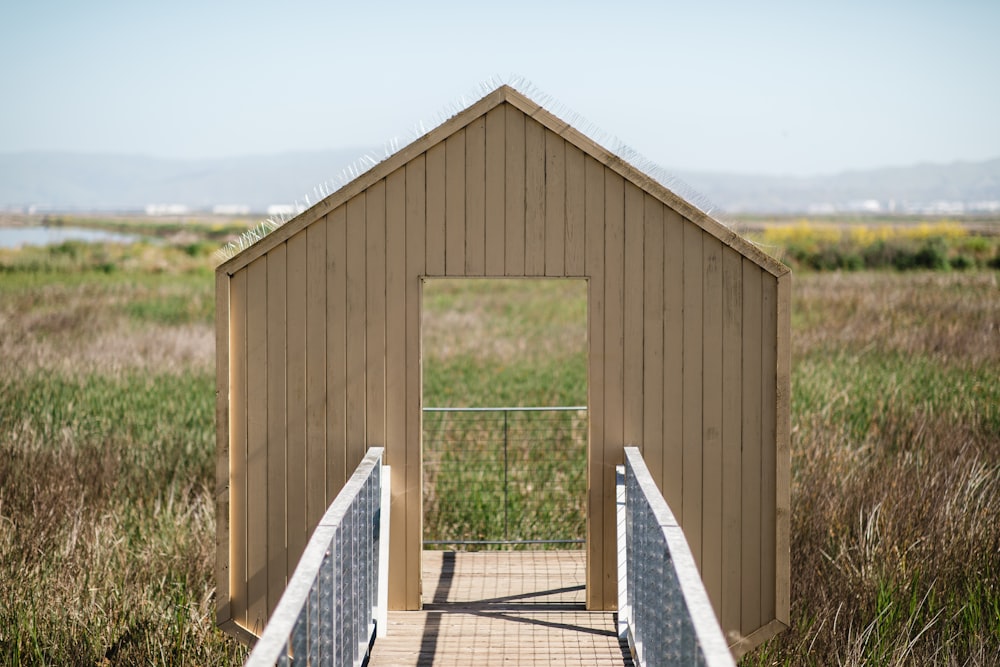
left=420, top=278, right=588, bottom=608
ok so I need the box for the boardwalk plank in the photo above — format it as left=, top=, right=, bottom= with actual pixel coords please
left=369, top=551, right=632, bottom=666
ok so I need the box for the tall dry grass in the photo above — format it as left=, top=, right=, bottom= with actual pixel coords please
left=1, top=230, right=996, bottom=665
left=0, top=247, right=246, bottom=665
left=747, top=271, right=1000, bottom=665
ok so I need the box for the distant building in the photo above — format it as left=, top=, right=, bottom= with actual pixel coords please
left=145, top=204, right=190, bottom=216
left=213, top=204, right=252, bottom=216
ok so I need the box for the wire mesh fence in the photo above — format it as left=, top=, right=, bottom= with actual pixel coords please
left=422, top=406, right=588, bottom=549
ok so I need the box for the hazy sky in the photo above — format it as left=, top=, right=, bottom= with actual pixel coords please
left=2, top=1, right=997, bottom=176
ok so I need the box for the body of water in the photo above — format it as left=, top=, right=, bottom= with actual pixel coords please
left=0, top=226, right=141, bottom=249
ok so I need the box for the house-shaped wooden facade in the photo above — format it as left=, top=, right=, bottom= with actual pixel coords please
left=215, top=84, right=791, bottom=654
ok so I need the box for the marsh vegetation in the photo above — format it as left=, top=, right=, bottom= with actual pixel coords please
left=0, top=217, right=996, bottom=665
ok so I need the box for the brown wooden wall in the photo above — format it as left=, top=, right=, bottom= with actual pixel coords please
left=217, top=91, right=790, bottom=651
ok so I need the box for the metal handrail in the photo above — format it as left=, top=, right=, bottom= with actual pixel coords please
left=617, top=446, right=734, bottom=666
left=245, top=447, right=390, bottom=667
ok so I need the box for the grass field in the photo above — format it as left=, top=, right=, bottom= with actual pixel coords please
left=421, top=279, right=589, bottom=547
left=0, top=217, right=997, bottom=665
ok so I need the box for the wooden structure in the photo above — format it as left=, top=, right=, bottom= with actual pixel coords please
left=215, top=84, right=791, bottom=653
left=369, top=551, right=632, bottom=665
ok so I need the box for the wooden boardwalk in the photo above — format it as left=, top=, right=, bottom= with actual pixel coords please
left=369, top=551, right=633, bottom=666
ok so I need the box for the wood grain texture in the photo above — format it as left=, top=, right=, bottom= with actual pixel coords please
left=346, top=195, right=367, bottom=472
left=227, top=269, right=247, bottom=625
left=366, top=180, right=387, bottom=448
left=305, top=220, right=327, bottom=530
left=445, top=130, right=466, bottom=276
left=681, top=222, right=703, bottom=570
left=214, top=271, right=231, bottom=624
left=285, top=232, right=308, bottom=577
left=327, top=207, right=347, bottom=498
left=701, top=235, right=724, bottom=617
left=544, top=129, right=566, bottom=276
left=564, top=144, right=586, bottom=276
left=245, top=257, right=268, bottom=630
left=265, top=244, right=286, bottom=617
left=622, top=182, right=644, bottom=454
left=504, top=104, right=525, bottom=277
left=385, top=166, right=410, bottom=608
left=465, top=117, right=486, bottom=275
left=484, top=106, right=506, bottom=276
left=775, top=272, right=792, bottom=626
left=760, top=275, right=778, bottom=623
left=425, top=144, right=446, bottom=276
left=524, top=118, right=545, bottom=276
left=404, top=156, right=427, bottom=610
left=583, top=155, right=605, bottom=611
left=741, top=259, right=763, bottom=634
left=386, top=167, right=407, bottom=464
left=721, top=245, right=744, bottom=637
left=661, top=208, right=684, bottom=519
left=641, top=196, right=664, bottom=488
left=602, top=169, right=625, bottom=610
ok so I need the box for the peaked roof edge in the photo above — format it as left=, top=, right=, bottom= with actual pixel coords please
left=217, top=83, right=789, bottom=279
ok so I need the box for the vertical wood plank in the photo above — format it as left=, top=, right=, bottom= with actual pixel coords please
left=760, top=275, right=778, bottom=623
left=623, top=182, right=644, bottom=452
left=346, top=195, right=367, bottom=472
left=603, top=169, right=625, bottom=609
left=524, top=118, right=545, bottom=275
left=484, top=105, right=506, bottom=276
left=215, top=271, right=231, bottom=624
left=327, top=207, right=347, bottom=498
left=775, top=272, right=792, bottom=625
left=564, top=144, right=586, bottom=276
left=721, top=245, right=744, bottom=636
left=504, top=104, right=525, bottom=276
left=265, top=245, right=286, bottom=617
left=662, top=208, right=684, bottom=518
left=681, top=222, right=703, bottom=570
left=641, top=197, right=664, bottom=488
left=404, top=156, right=427, bottom=610
left=385, top=168, right=407, bottom=608
left=445, top=129, right=465, bottom=276
left=544, top=129, right=565, bottom=276
left=425, top=144, right=446, bottom=276
left=583, top=156, right=605, bottom=610
left=246, top=256, right=268, bottom=631
left=305, top=220, right=327, bottom=530
left=285, top=233, right=308, bottom=578
left=229, top=269, right=248, bottom=625
left=741, top=260, right=763, bottom=634
left=385, top=167, right=407, bottom=469
left=701, top=235, right=724, bottom=617
left=465, top=116, right=486, bottom=275
left=366, top=180, right=387, bottom=449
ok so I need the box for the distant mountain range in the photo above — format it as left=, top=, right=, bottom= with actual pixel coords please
left=1, top=150, right=998, bottom=216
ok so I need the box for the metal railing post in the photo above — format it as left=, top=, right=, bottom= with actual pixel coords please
left=503, top=408, right=509, bottom=542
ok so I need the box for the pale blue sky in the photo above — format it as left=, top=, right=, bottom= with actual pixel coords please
left=1, top=0, right=997, bottom=175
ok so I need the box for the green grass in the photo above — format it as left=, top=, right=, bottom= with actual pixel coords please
left=421, top=279, right=589, bottom=548
left=0, top=233, right=243, bottom=665
left=743, top=271, right=1000, bottom=665
left=1, top=220, right=997, bottom=664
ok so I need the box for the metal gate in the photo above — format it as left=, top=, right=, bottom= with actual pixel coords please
left=422, top=406, right=587, bottom=549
